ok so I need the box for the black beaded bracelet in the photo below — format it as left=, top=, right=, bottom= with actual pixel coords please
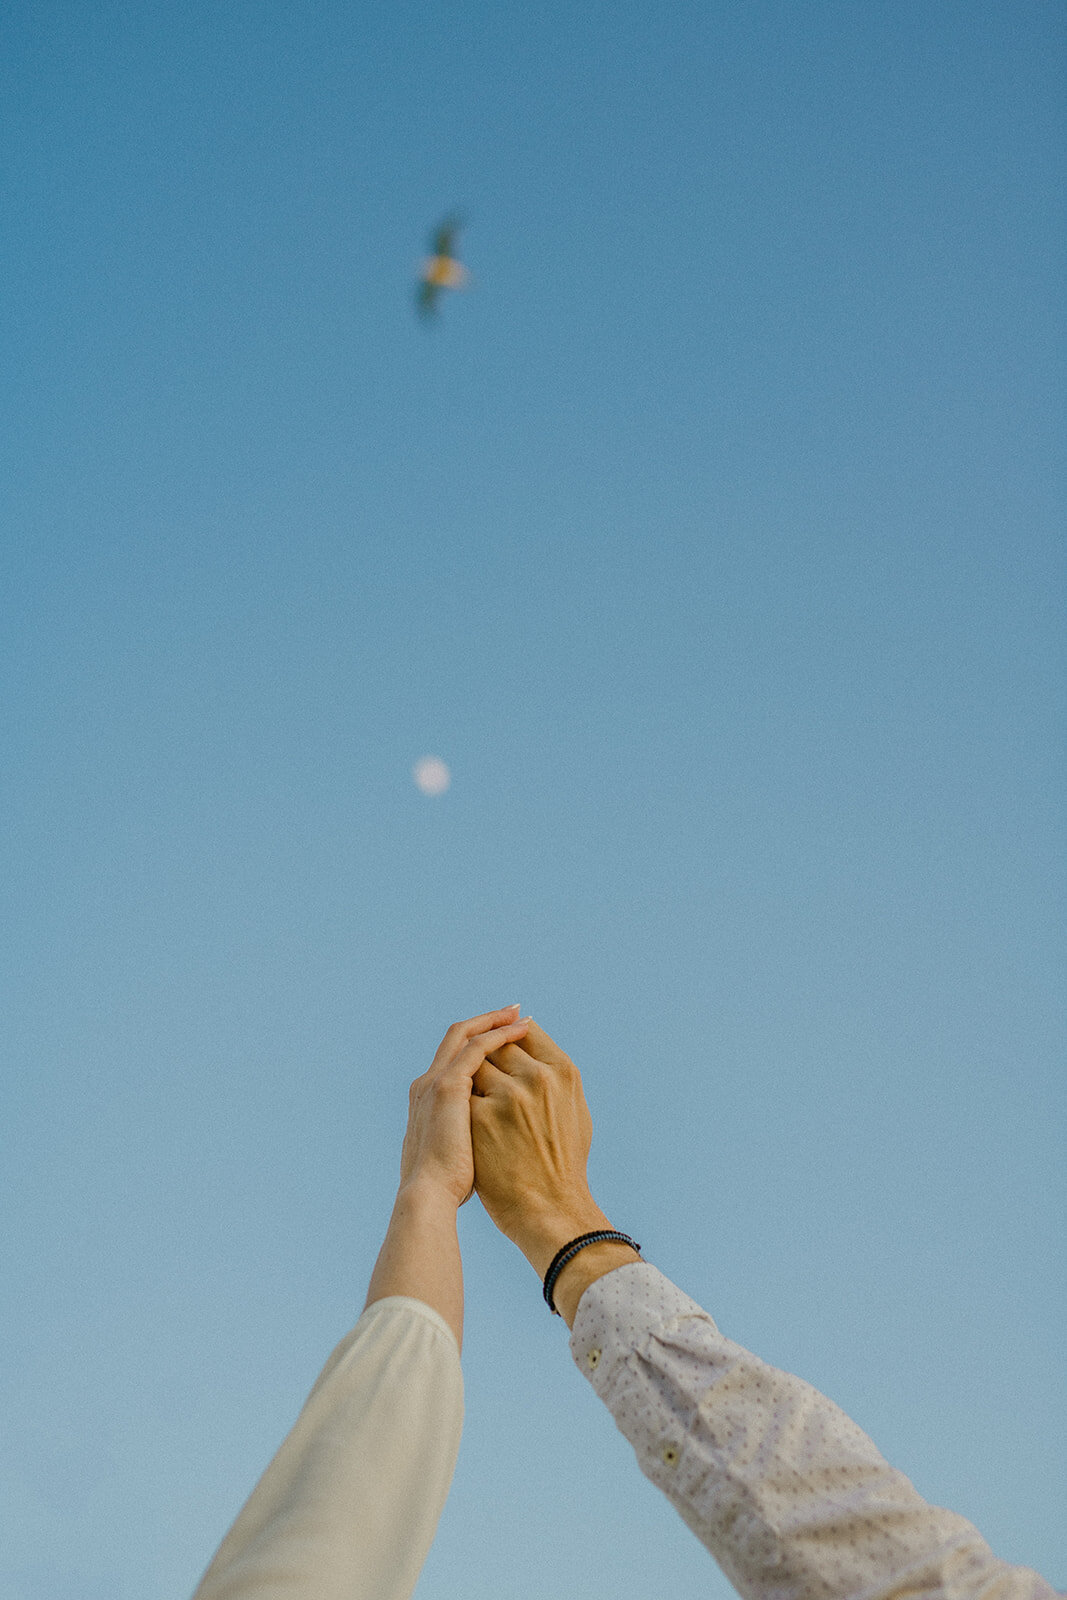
left=542, top=1230, right=642, bottom=1315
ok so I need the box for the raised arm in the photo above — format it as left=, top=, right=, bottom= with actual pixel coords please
left=192, top=1005, right=530, bottom=1600
left=470, top=1018, right=1061, bottom=1600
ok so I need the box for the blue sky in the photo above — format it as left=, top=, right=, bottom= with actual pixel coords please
left=1, top=2, right=1064, bottom=1596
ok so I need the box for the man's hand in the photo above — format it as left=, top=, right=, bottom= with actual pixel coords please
left=471, top=1019, right=639, bottom=1322
left=399, top=1006, right=532, bottom=1208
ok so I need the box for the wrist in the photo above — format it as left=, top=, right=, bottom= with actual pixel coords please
left=394, top=1175, right=462, bottom=1221
left=550, top=1236, right=641, bottom=1327
left=508, top=1200, right=615, bottom=1279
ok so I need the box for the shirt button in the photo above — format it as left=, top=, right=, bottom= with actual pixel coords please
left=586, top=1347, right=601, bottom=1370
left=662, top=1445, right=679, bottom=1466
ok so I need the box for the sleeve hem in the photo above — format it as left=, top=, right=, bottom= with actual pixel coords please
left=360, top=1295, right=461, bottom=1354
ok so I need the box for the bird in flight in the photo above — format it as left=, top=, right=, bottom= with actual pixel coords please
left=416, top=214, right=470, bottom=318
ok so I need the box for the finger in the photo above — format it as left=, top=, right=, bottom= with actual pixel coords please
left=471, top=1058, right=512, bottom=1097
left=450, top=1018, right=531, bottom=1080
left=431, top=1005, right=522, bottom=1071
left=513, top=1018, right=572, bottom=1068
left=485, top=1039, right=535, bottom=1074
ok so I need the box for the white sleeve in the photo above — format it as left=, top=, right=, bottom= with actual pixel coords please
left=570, top=1262, right=1060, bottom=1600
left=192, top=1296, right=463, bottom=1600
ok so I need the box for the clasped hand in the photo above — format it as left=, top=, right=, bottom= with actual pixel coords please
left=368, top=1005, right=638, bottom=1340
left=405, top=1007, right=625, bottom=1283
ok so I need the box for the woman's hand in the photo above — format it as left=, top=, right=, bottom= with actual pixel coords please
left=399, top=1005, right=532, bottom=1208
left=365, top=1006, right=532, bottom=1348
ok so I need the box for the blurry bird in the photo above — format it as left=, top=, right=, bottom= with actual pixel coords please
left=416, top=214, right=470, bottom=318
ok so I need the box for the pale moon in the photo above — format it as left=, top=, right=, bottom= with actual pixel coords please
left=413, top=755, right=451, bottom=796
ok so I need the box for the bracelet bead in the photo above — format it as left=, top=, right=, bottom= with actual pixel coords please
left=542, top=1230, right=642, bottom=1315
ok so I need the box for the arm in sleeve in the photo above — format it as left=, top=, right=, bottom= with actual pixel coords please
left=192, top=1296, right=463, bottom=1600
left=570, top=1262, right=1060, bottom=1600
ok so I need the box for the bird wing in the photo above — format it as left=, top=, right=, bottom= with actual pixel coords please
left=430, top=213, right=462, bottom=258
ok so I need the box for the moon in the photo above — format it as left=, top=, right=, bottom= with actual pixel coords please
left=413, top=756, right=451, bottom=796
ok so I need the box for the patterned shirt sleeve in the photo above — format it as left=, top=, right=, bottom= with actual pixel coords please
left=192, top=1296, right=463, bottom=1600
left=570, top=1262, right=1060, bottom=1600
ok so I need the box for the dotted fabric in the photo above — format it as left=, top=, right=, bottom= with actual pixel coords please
left=570, top=1262, right=1061, bottom=1600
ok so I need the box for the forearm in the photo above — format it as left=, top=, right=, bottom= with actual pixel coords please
left=364, top=1180, right=464, bottom=1349
left=570, top=1264, right=1061, bottom=1600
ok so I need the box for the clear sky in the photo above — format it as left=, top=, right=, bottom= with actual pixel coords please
left=2, top=3, right=1064, bottom=1597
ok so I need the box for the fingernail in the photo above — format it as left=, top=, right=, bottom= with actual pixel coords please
left=505, top=1002, right=521, bottom=1012
left=518, top=1015, right=532, bottom=1025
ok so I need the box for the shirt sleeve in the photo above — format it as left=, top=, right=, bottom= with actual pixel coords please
left=191, top=1295, right=463, bottom=1600
left=570, top=1262, right=1060, bottom=1600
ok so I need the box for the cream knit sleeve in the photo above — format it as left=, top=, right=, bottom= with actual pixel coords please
left=192, top=1296, right=463, bottom=1600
